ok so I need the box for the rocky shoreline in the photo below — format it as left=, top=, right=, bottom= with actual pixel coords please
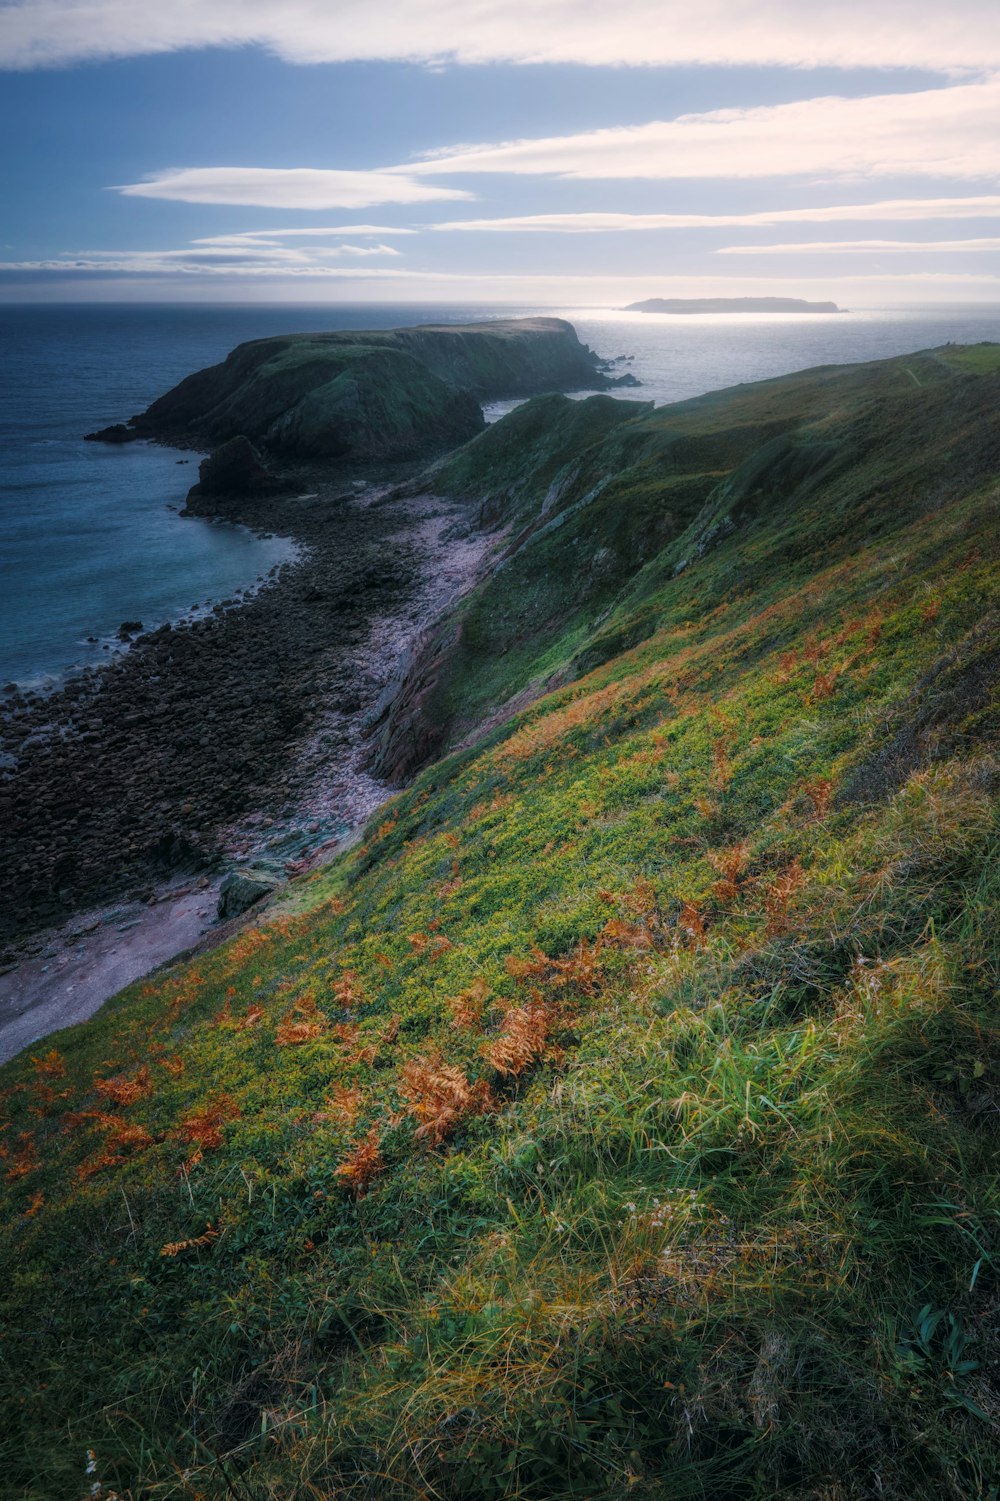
left=0, top=315, right=637, bottom=1057
left=0, top=456, right=497, bottom=998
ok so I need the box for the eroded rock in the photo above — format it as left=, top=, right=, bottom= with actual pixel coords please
left=217, top=868, right=281, bottom=921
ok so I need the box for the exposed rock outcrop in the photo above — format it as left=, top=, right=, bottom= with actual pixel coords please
left=362, top=623, right=459, bottom=785
left=217, top=867, right=281, bottom=920
left=184, top=436, right=293, bottom=511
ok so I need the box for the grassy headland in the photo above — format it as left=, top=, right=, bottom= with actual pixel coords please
left=129, top=318, right=625, bottom=460
left=2, top=345, right=999, bottom=1499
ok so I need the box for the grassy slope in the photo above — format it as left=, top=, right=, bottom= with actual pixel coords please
left=2, top=350, right=1000, bottom=1500
left=379, top=349, right=1000, bottom=760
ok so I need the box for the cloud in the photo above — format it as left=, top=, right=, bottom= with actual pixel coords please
left=407, top=76, right=1000, bottom=181
left=117, top=167, right=472, bottom=209
left=431, top=197, right=1000, bottom=231
left=326, top=244, right=402, bottom=256
left=193, top=226, right=417, bottom=246
left=115, top=78, right=1000, bottom=228
left=718, top=237, right=1000, bottom=253
left=0, top=240, right=404, bottom=275
left=4, top=0, right=1000, bottom=72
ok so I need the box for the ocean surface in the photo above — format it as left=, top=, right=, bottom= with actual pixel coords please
left=3, top=300, right=1000, bottom=687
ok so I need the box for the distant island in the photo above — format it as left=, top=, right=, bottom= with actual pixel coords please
left=624, top=297, right=843, bottom=314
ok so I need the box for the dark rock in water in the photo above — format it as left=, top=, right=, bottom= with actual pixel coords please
left=217, top=867, right=282, bottom=920
left=187, top=436, right=292, bottom=503
left=117, top=620, right=143, bottom=639
left=84, top=423, right=140, bottom=444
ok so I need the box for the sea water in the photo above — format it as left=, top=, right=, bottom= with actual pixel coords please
left=3, top=300, right=1000, bottom=686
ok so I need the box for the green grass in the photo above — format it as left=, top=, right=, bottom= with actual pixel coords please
left=2, top=348, right=1000, bottom=1499
left=935, top=343, right=1000, bottom=375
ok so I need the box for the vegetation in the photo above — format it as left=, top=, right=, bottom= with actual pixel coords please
left=133, top=318, right=612, bottom=459
left=2, top=346, right=999, bottom=1499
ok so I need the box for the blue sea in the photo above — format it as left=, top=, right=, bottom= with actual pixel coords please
left=3, top=300, right=1000, bottom=687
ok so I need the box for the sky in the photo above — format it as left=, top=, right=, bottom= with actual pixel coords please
left=1, top=0, right=999, bottom=304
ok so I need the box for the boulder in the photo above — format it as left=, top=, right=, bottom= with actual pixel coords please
left=217, top=866, right=282, bottom=920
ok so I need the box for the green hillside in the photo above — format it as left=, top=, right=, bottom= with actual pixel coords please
left=2, top=347, right=999, bottom=1499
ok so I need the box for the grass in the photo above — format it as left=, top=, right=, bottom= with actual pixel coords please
left=2, top=348, right=1000, bottom=1499
left=935, top=344, right=1000, bottom=376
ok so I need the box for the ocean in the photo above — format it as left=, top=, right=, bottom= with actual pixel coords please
left=3, top=300, right=1000, bottom=687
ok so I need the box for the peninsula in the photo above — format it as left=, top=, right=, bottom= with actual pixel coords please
left=88, top=316, right=636, bottom=461
left=625, top=295, right=843, bottom=314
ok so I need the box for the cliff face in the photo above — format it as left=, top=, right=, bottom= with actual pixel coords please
left=131, top=318, right=616, bottom=461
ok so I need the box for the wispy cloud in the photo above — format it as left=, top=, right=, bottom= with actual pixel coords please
left=431, top=198, right=1000, bottom=232
left=407, top=76, right=1000, bottom=182
left=194, top=226, right=417, bottom=246
left=117, top=167, right=472, bottom=210
left=0, top=240, right=404, bottom=275
left=114, top=78, right=1000, bottom=223
left=3, top=0, right=1000, bottom=72
left=718, top=237, right=1000, bottom=254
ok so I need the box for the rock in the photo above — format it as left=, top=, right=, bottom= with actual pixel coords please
left=84, top=423, right=140, bottom=444
left=187, top=436, right=292, bottom=503
left=117, top=621, right=143, bottom=639
left=217, top=867, right=282, bottom=920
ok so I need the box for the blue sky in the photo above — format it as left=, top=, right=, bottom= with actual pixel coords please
left=2, top=1, right=999, bottom=303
